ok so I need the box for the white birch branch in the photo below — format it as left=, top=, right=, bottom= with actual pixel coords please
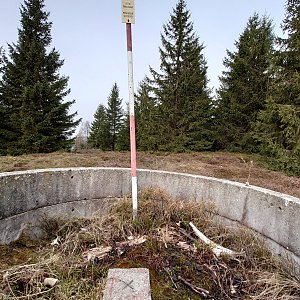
left=189, top=222, right=240, bottom=257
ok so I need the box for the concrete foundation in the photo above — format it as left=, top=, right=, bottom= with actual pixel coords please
left=0, top=167, right=299, bottom=274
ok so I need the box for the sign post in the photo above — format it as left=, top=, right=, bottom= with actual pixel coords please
left=122, top=0, right=137, bottom=219
left=122, top=0, right=135, bottom=24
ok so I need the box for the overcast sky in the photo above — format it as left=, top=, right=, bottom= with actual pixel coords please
left=1, top=0, right=286, bottom=125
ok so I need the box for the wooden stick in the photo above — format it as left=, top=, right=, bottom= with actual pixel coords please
left=178, top=276, right=209, bottom=298
left=116, top=236, right=147, bottom=247
left=178, top=227, right=197, bottom=243
left=163, top=267, right=178, bottom=290
left=189, top=222, right=240, bottom=257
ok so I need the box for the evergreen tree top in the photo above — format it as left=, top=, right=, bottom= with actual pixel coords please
left=282, top=0, right=300, bottom=37
left=109, top=83, right=121, bottom=99
left=164, top=0, right=193, bottom=39
left=155, top=0, right=210, bottom=83
left=107, top=83, right=123, bottom=129
left=233, top=13, right=274, bottom=55
left=221, top=13, right=274, bottom=80
left=0, top=47, right=5, bottom=75
left=18, top=0, right=52, bottom=48
left=280, top=0, right=300, bottom=67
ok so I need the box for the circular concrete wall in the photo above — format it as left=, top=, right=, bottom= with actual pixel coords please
left=0, top=167, right=299, bottom=274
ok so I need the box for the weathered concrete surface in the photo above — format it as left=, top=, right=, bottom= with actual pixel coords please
left=138, top=169, right=300, bottom=274
left=0, top=198, right=116, bottom=243
left=0, top=167, right=299, bottom=274
left=0, top=168, right=130, bottom=220
left=103, top=268, right=151, bottom=300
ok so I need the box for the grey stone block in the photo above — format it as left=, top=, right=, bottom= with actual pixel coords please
left=103, top=268, right=151, bottom=300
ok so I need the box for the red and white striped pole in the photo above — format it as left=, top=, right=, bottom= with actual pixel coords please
left=122, top=0, right=137, bottom=219
left=126, top=23, right=137, bottom=219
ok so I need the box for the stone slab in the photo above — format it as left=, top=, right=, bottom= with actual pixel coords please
left=102, top=268, right=151, bottom=300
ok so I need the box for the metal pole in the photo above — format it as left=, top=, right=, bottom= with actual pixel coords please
left=126, top=23, right=138, bottom=220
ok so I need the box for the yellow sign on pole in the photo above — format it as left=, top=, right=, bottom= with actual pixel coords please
left=122, top=0, right=135, bottom=24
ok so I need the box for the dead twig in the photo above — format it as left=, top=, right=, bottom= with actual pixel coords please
left=178, top=227, right=197, bottom=243
left=82, top=246, right=112, bottom=262
left=163, top=267, right=178, bottom=290
left=178, top=275, right=210, bottom=298
left=116, top=236, right=147, bottom=247
left=5, top=278, right=16, bottom=298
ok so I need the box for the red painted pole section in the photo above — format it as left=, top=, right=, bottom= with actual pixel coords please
left=126, top=23, right=138, bottom=218
left=130, top=114, right=137, bottom=177
left=126, top=23, right=133, bottom=52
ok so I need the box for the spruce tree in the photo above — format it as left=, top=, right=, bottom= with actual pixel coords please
left=252, top=0, right=300, bottom=175
left=0, top=0, right=80, bottom=155
left=106, top=83, right=123, bottom=151
left=215, top=14, right=275, bottom=151
left=117, top=107, right=130, bottom=151
left=0, top=48, right=10, bottom=155
left=88, top=104, right=110, bottom=150
left=135, top=78, right=160, bottom=151
left=0, top=47, right=21, bottom=155
left=278, top=0, right=300, bottom=106
left=150, top=0, right=214, bottom=151
left=0, top=47, right=4, bottom=71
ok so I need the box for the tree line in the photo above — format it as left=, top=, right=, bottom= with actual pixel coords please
left=0, top=0, right=299, bottom=176
left=87, top=0, right=300, bottom=175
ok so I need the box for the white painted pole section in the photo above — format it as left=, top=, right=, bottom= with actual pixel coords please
left=126, top=23, right=138, bottom=220
left=132, top=175, right=138, bottom=217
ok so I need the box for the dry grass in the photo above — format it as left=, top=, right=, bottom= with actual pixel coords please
left=0, top=150, right=299, bottom=198
left=0, top=188, right=299, bottom=299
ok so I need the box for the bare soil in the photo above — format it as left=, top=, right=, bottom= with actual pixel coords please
left=0, top=150, right=299, bottom=198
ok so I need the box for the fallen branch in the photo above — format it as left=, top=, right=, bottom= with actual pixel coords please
left=163, top=267, right=178, bottom=290
left=177, top=241, right=197, bottom=253
left=116, top=236, right=147, bottom=247
left=178, top=275, right=210, bottom=298
left=82, top=246, right=112, bottom=262
left=178, top=227, right=197, bottom=243
left=82, top=237, right=147, bottom=263
left=189, top=222, right=241, bottom=258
